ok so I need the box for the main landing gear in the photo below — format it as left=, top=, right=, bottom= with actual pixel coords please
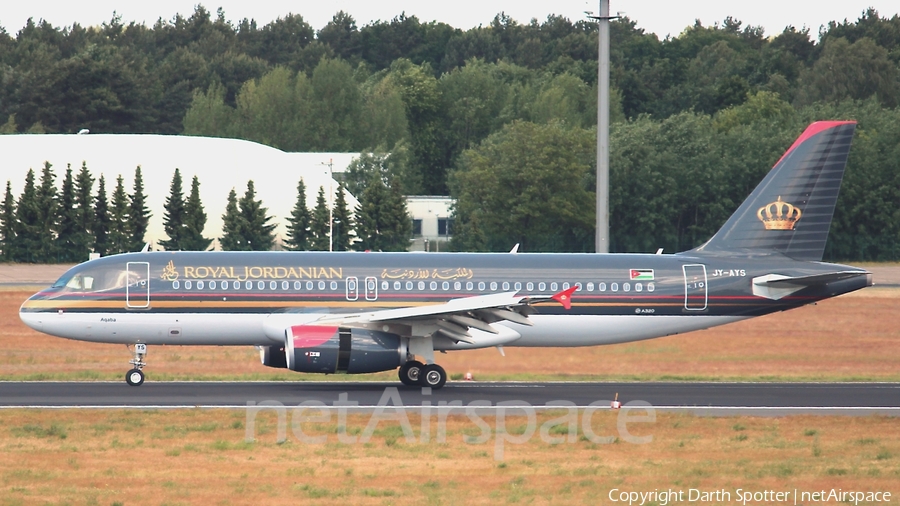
left=125, top=343, right=147, bottom=386
left=398, top=360, right=447, bottom=389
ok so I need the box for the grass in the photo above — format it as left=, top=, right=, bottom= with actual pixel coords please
left=0, top=409, right=897, bottom=504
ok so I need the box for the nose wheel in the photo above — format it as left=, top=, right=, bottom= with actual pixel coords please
left=126, top=343, right=147, bottom=386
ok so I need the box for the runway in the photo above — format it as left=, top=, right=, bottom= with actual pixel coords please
left=1, top=381, right=898, bottom=414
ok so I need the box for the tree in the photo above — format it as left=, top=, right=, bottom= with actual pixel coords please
left=284, top=178, right=311, bottom=251
left=108, top=175, right=130, bottom=255
left=35, top=161, right=58, bottom=261
left=128, top=166, right=151, bottom=251
left=55, top=165, right=78, bottom=261
left=354, top=174, right=412, bottom=252
left=331, top=184, right=353, bottom=251
left=309, top=186, right=331, bottom=251
left=159, top=169, right=186, bottom=251
left=451, top=121, right=595, bottom=252
left=219, top=188, right=248, bottom=251
left=15, top=169, right=39, bottom=262
left=238, top=180, right=276, bottom=251
left=1, top=181, right=17, bottom=261
left=93, top=175, right=111, bottom=256
left=307, top=58, right=363, bottom=151
left=73, top=163, right=95, bottom=258
left=182, top=175, right=212, bottom=250
left=391, top=59, right=446, bottom=194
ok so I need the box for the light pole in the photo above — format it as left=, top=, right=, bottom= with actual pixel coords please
left=588, top=0, right=619, bottom=254
left=321, top=158, right=334, bottom=252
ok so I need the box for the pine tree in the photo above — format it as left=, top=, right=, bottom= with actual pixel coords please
left=284, top=179, right=311, bottom=251
left=332, top=184, right=353, bottom=251
left=238, top=180, right=276, bottom=251
left=55, top=165, right=78, bottom=261
left=128, top=166, right=151, bottom=251
left=108, top=175, right=130, bottom=255
left=310, top=186, right=331, bottom=251
left=35, top=161, right=58, bottom=262
left=219, top=188, right=248, bottom=251
left=182, top=175, right=212, bottom=251
left=159, top=169, right=185, bottom=251
left=93, top=175, right=111, bottom=256
left=1, top=181, right=17, bottom=261
left=73, top=162, right=95, bottom=259
left=15, top=169, right=39, bottom=262
left=353, top=173, right=389, bottom=251
left=384, top=177, right=412, bottom=251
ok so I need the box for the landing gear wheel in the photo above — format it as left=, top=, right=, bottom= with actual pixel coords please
left=125, top=368, right=144, bottom=386
left=420, top=364, right=447, bottom=389
left=399, top=360, right=424, bottom=386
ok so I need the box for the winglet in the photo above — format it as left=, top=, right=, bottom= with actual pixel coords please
left=551, top=286, right=577, bottom=310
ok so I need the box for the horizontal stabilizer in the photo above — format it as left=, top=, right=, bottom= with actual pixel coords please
left=752, top=270, right=870, bottom=300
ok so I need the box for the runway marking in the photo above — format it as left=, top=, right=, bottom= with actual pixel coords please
left=1, top=405, right=899, bottom=412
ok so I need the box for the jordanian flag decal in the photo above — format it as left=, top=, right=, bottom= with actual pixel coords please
left=630, top=269, right=654, bottom=280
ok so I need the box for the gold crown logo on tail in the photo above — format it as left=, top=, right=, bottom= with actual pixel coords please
left=757, top=196, right=801, bottom=230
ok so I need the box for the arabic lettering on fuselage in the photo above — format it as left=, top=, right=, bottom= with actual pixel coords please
left=380, top=268, right=474, bottom=280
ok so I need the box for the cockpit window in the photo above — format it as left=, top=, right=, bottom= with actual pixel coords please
left=54, top=265, right=139, bottom=293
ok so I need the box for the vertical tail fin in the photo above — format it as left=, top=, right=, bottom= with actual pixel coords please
left=692, top=121, right=856, bottom=261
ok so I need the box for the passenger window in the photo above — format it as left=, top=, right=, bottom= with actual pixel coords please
left=538, top=282, right=546, bottom=291
left=623, top=282, right=631, bottom=292
left=574, top=282, right=581, bottom=291
left=258, top=281, right=265, bottom=290
left=648, top=283, right=655, bottom=292
left=514, top=282, right=522, bottom=291
left=527, top=282, right=534, bottom=291
left=466, top=281, right=473, bottom=290
left=586, top=282, right=594, bottom=291
left=173, top=280, right=180, bottom=290
left=185, top=281, right=193, bottom=290
left=550, top=282, right=558, bottom=291
left=635, top=283, right=643, bottom=292
left=478, top=282, right=486, bottom=290
left=611, top=282, right=619, bottom=292
left=198, top=281, right=205, bottom=290
left=418, top=281, right=425, bottom=290
left=442, top=281, right=449, bottom=290
left=599, top=282, right=606, bottom=292
left=233, top=281, right=240, bottom=290
left=330, top=281, right=338, bottom=290
left=382, top=281, right=389, bottom=290
left=394, top=281, right=401, bottom=290
left=294, top=281, right=301, bottom=290
left=490, top=282, right=498, bottom=291
left=210, top=281, right=217, bottom=290
left=306, top=281, right=314, bottom=290
left=454, top=281, right=461, bottom=290
left=282, top=281, right=289, bottom=290
left=502, top=282, right=510, bottom=291
left=406, top=281, right=413, bottom=290
left=318, top=281, right=326, bottom=290
left=430, top=281, right=437, bottom=290
left=562, top=282, right=570, bottom=290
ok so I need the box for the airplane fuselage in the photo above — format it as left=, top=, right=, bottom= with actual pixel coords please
left=19, top=250, right=870, bottom=349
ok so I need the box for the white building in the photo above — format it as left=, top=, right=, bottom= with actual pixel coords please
left=405, top=196, right=455, bottom=251
left=0, top=134, right=358, bottom=250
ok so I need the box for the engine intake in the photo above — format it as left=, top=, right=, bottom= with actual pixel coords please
left=285, top=325, right=405, bottom=374
left=259, top=346, right=287, bottom=368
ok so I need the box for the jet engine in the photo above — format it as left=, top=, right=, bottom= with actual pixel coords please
left=259, top=345, right=287, bottom=368
left=284, top=325, right=406, bottom=374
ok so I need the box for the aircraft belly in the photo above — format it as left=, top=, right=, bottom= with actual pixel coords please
left=508, top=315, right=747, bottom=347
left=37, top=313, right=271, bottom=345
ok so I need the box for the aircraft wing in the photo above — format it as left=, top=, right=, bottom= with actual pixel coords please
left=312, top=286, right=577, bottom=345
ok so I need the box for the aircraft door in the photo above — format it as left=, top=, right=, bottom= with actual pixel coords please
left=365, top=276, right=378, bottom=301
left=682, top=264, right=707, bottom=311
left=346, top=277, right=359, bottom=301
left=126, top=262, right=150, bottom=309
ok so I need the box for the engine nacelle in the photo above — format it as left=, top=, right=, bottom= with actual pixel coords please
left=285, top=325, right=405, bottom=374
left=259, top=345, right=287, bottom=368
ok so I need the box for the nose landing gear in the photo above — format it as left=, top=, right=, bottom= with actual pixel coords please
left=125, top=343, right=147, bottom=386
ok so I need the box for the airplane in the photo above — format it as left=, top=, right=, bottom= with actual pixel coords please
left=19, top=121, right=872, bottom=388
